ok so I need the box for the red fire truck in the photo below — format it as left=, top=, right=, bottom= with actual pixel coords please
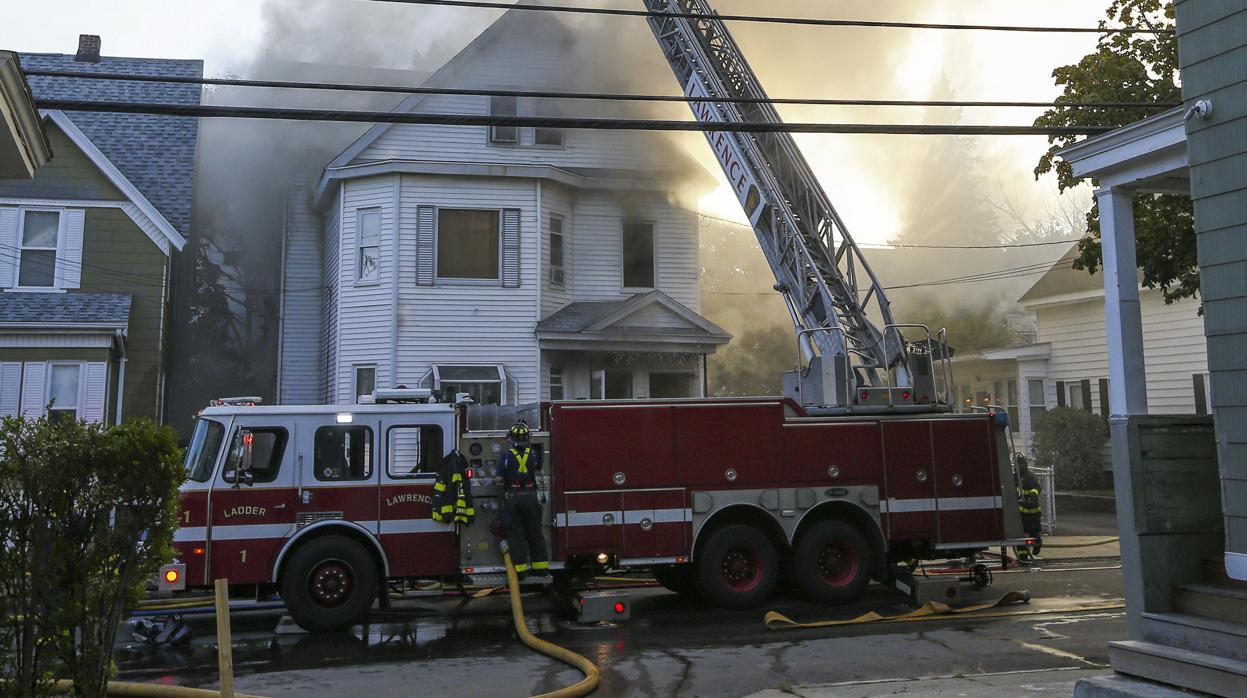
left=166, top=390, right=1025, bottom=631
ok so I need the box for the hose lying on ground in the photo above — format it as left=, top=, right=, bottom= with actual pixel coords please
left=765, top=590, right=1034, bottom=630
left=1042, top=537, right=1119, bottom=548
left=52, top=680, right=267, bottom=697
left=503, top=551, right=600, bottom=698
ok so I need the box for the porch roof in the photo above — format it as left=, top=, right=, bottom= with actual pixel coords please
left=537, top=291, right=730, bottom=354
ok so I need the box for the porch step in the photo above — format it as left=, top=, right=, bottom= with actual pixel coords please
left=1173, top=583, right=1247, bottom=625
left=1109, top=640, right=1247, bottom=698
left=1202, top=558, right=1247, bottom=589
left=1142, top=611, right=1247, bottom=662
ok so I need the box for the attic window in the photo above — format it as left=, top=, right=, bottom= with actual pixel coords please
left=534, top=101, right=564, bottom=147
left=490, top=96, right=518, bottom=144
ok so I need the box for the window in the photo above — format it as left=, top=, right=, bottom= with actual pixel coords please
left=605, top=370, right=633, bottom=399
left=622, top=222, right=655, bottom=289
left=489, top=96, right=518, bottom=143
left=549, top=215, right=566, bottom=288
left=19, top=210, right=60, bottom=288
left=223, top=427, right=287, bottom=484
left=534, top=101, right=564, bottom=146
left=650, top=372, right=695, bottom=399
left=433, top=364, right=506, bottom=405
left=959, top=384, right=972, bottom=411
left=357, top=209, right=381, bottom=283
left=437, top=209, right=500, bottom=280
left=185, top=419, right=226, bottom=483
left=47, top=364, right=80, bottom=420
left=1067, top=379, right=1092, bottom=412
left=315, top=426, right=373, bottom=481
left=1027, top=379, right=1046, bottom=430
left=386, top=425, right=445, bottom=478
left=354, top=365, right=376, bottom=404
left=993, top=379, right=1019, bottom=433
left=549, top=366, right=565, bottom=401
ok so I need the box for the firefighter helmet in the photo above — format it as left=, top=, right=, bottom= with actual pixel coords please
left=508, top=422, right=531, bottom=446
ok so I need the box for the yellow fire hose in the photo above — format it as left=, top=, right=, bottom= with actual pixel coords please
left=1042, top=537, right=1119, bottom=548
left=51, top=680, right=267, bottom=697
left=502, top=550, right=600, bottom=698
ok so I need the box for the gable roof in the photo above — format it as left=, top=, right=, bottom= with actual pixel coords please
left=1018, top=243, right=1102, bottom=304
left=20, top=52, right=202, bottom=237
left=0, top=292, right=131, bottom=330
left=42, top=110, right=186, bottom=252
left=537, top=291, right=730, bottom=340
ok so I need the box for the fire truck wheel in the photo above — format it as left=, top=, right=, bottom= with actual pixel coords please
left=651, top=565, right=697, bottom=596
left=696, top=525, right=779, bottom=610
left=791, top=520, right=871, bottom=604
left=281, top=535, right=379, bottom=632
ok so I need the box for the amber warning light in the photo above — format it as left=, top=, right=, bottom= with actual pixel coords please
left=164, top=569, right=180, bottom=584
left=158, top=563, right=187, bottom=592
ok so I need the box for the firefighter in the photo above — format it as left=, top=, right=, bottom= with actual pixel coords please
left=495, top=422, right=550, bottom=578
left=1015, top=454, right=1044, bottom=563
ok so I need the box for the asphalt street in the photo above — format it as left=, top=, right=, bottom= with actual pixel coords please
left=116, top=511, right=1125, bottom=697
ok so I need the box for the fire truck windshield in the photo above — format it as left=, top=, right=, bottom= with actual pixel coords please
left=185, top=419, right=225, bottom=482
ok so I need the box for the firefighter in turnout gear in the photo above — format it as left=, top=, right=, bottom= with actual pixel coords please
left=495, top=422, right=550, bottom=578
left=1014, top=454, right=1043, bottom=563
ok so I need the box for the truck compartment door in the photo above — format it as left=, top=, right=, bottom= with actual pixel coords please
left=931, top=418, right=1004, bottom=546
left=880, top=421, right=937, bottom=541
left=622, top=489, right=688, bottom=560
left=560, top=492, right=622, bottom=558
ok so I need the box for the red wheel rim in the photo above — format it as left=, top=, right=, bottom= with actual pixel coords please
left=308, top=559, right=355, bottom=608
left=818, top=540, right=859, bottom=588
left=720, top=544, right=762, bottom=592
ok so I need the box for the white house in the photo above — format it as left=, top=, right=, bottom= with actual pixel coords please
left=952, top=244, right=1209, bottom=455
left=277, top=10, right=729, bottom=406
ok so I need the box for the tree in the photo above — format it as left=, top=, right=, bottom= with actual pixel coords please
left=892, top=295, right=1020, bottom=354
left=1034, top=0, right=1196, bottom=305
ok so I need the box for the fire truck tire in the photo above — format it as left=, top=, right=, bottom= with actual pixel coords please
left=281, top=535, right=379, bottom=632
left=651, top=565, right=697, bottom=596
left=791, top=520, right=872, bottom=604
left=696, top=525, right=779, bottom=610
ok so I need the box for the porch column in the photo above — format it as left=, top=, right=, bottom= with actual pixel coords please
left=1096, top=186, right=1149, bottom=639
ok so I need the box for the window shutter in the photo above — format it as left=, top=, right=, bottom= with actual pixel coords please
left=501, top=208, right=520, bottom=288
left=20, top=362, right=47, bottom=418
left=0, top=362, right=22, bottom=417
left=416, top=205, right=435, bottom=286
left=1194, top=373, right=1208, bottom=416
left=1080, top=379, right=1093, bottom=413
left=1098, top=378, right=1110, bottom=417
left=58, top=209, right=85, bottom=289
left=80, top=362, right=108, bottom=422
left=1055, top=381, right=1066, bottom=407
left=0, top=208, right=17, bottom=288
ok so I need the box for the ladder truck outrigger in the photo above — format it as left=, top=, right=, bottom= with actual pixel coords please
left=160, top=1, right=1031, bottom=632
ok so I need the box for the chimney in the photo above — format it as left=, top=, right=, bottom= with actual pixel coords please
left=75, top=34, right=101, bottom=63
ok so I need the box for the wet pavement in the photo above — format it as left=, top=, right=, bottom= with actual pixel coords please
left=117, top=514, right=1126, bottom=696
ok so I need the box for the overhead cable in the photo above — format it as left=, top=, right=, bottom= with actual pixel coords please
left=368, top=0, right=1172, bottom=34
left=33, top=99, right=1117, bottom=135
left=23, top=70, right=1181, bottom=110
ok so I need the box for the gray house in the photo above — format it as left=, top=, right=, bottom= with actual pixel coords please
left=0, top=37, right=198, bottom=424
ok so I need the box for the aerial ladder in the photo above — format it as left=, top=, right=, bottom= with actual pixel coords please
left=643, top=0, right=950, bottom=411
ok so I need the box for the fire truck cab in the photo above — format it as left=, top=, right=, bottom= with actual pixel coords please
left=169, top=391, right=1026, bottom=631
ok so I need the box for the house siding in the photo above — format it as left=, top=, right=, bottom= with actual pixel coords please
left=0, top=124, right=125, bottom=202
left=320, top=194, right=342, bottom=403
left=278, top=184, right=323, bottom=404
left=541, top=182, right=574, bottom=317
left=1176, top=0, right=1247, bottom=561
left=1034, top=291, right=1208, bottom=415
left=393, top=174, right=540, bottom=402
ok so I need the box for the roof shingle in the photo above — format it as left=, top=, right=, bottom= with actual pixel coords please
left=0, top=292, right=132, bottom=327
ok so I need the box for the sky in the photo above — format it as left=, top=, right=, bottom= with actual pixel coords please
left=0, top=0, right=1107, bottom=244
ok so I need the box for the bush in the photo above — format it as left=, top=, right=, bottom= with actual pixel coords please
left=1033, top=407, right=1110, bottom=491
left=0, top=416, right=184, bottom=697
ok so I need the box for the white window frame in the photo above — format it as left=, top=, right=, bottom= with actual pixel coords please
left=15, top=207, right=66, bottom=291
left=353, top=364, right=377, bottom=404
left=45, top=361, right=83, bottom=419
left=621, top=219, right=657, bottom=292
left=549, top=365, right=565, bottom=401
left=430, top=363, right=508, bottom=405
left=435, top=208, right=504, bottom=285
left=548, top=214, right=566, bottom=289
left=355, top=208, right=382, bottom=286
left=489, top=95, right=519, bottom=145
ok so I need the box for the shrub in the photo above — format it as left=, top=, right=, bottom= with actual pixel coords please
left=0, top=416, right=184, bottom=697
left=1032, top=407, right=1110, bottom=491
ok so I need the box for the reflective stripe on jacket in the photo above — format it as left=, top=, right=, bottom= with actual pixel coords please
left=432, top=450, right=475, bottom=525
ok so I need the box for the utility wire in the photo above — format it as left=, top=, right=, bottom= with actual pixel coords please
left=23, top=70, right=1181, bottom=111
left=369, top=0, right=1172, bottom=34
left=33, top=99, right=1117, bottom=135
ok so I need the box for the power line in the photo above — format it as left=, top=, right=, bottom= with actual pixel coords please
left=369, top=0, right=1172, bottom=34
left=33, top=99, right=1117, bottom=136
left=23, top=70, right=1181, bottom=111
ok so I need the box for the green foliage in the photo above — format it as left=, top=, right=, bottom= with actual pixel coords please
left=893, top=296, right=1019, bottom=354
left=1034, top=0, right=1197, bottom=305
left=0, top=416, right=184, bottom=697
left=708, top=323, right=797, bottom=397
left=1032, top=407, right=1110, bottom=491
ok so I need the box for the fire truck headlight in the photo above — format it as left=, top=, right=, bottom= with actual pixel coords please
left=596, top=552, right=610, bottom=565
left=336, top=413, right=354, bottom=424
